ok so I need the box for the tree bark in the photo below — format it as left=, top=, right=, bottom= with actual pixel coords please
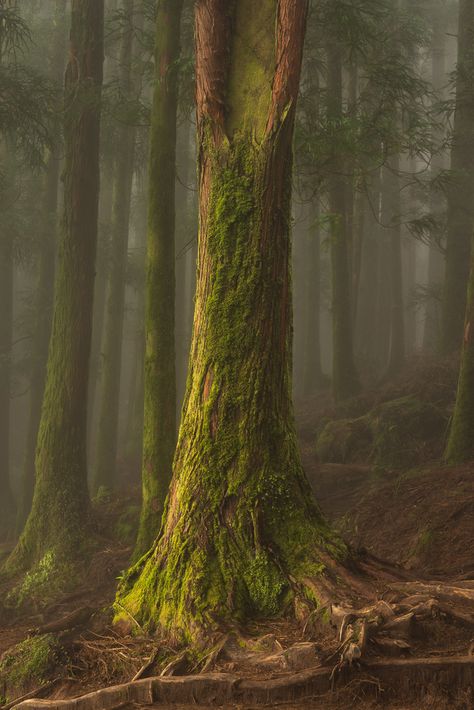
left=134, top=0, right=183, bottom=559
left=117, top=0, right=346, bottom=643
left=6, top=0, right=104, bottom=575
left=442, top=0, right=474, bottom=354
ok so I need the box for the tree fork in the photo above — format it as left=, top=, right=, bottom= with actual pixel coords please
left=116, top=0, right=355, bottom=643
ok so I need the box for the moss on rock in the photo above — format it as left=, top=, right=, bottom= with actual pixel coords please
left=0, top=634, right=60, bottom=699
left=316, top=396, right=447, bottom=470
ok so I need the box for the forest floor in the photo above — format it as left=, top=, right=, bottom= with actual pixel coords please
left=0, top=359, right=473, bottom=709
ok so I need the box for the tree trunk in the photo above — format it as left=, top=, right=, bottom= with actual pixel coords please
left=17, top=0, right=66, bottom=533
left=134, top=0, right=182, bottom=559
left=16, top=150, right=59, bottom=534
left=94, top=0, right=140, bottom=494
left=385, top=158, right=405, bottom=377
left=326, top=40, right=359, bottom=401
left=442, top=0, right=474, bottom=354
left=445, top=243, right=474, bottom=463
left=117, top=0, right=346, bottom=643
left=423, top=9, right=446, bottom=352
left=0, top=150, right=16, bottom=539
left=302, top=202, right=324, bottom=393
left=6, top=0, right=104, bottom=575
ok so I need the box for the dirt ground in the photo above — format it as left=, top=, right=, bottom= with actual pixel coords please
left=0, top=384, right=473, bottom=708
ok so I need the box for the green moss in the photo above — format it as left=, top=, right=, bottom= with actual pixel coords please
left=316, top=396, right=446, bottom=470
left=316, top=416, right=372, bottom=464
left=5, top=551, right=77, bottom=609
left=0, top=634, right=60, bottom=695
left=226, top=0, right=276, bottom=140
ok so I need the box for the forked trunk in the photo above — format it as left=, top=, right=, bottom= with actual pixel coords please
left=116, top=0, right=346, bottom=641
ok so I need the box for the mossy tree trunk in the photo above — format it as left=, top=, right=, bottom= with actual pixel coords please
left=117, top=0, right=347, bottom=643
left=326, top=39, right=359, bottom=401
left=6, top=0, right=104, bottom=574
left=17, top=0, right=66, bottom=533
left=445, top=243, right=474, bottom=463
left=94, top=0, right=141, bottom=494
left=134, top=0, right=183, bottom=560
left=442, top=0, right=474, bottom=354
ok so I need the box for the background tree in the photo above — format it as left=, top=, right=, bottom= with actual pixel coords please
left=5, top=0, right=104, bottom=581
left=134, top=0, right=184, bottom=560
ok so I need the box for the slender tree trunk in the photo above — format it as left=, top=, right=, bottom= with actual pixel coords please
left=6, top=0, right=104, bottom=575
left=87, top=158, right=114, bottom=466
left=94, top=0, right=140, bottom=494
left=326, top=40, right=359, bottom=401
left=442, top=0, right=474, bottom=354
left=302, top=202, right=324, bottom=393
left=16, top=151, right=60, bottom=534
left=356, top=172, right=381, bottom=371
left=445, top=242, right=474, bottom=463
left=423, top=10, right=446, bottom=352
left=134, top=0, right=182, bottom=559
left=117, top=0, right=347, bottom=642
left=385, top=158, right=405, bottom=376
left=0, top=151, right=16, bottom=538
left=17, top=0, right=66, bottom=533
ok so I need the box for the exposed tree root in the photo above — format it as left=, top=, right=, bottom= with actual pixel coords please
left=9, top=656, right=474, bottom=708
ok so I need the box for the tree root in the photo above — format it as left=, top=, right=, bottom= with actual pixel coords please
left=9, top=657, right=474, bottom=708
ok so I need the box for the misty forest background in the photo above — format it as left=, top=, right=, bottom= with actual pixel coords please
left=1, top=0, right=472, bottom=531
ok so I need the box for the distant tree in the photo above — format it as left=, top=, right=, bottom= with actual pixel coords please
left=445, top=249, right=474, bottom=463
left=442, top=0, right=474, bottom=353
left=17, top=0, right=67, bottom=533
left=134, top=0, right=183, bottom=560
left=94, top=0, right=144, bottom=494
left=0, top=0, right=57, bottom=539
left=5, top=0, right=104, bottom=581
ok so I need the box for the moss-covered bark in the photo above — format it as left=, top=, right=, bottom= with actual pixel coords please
left=442, top=0, right=474, bottom=354
left=445, top=244, right=474, bottom=463
left=5, top=0, right=104, bottom=578
left=134, top=0, right=183, bottom=560
left=117, top=0, right=347, bottom=643
left=94, top=0, right=141, bottom=494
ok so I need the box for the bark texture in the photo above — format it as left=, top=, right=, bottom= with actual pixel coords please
left=117, top=0, right=346, bottom=643
left=5, top=0, right=104, bottom=575
left=134, top=0, right=183, bottom=559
